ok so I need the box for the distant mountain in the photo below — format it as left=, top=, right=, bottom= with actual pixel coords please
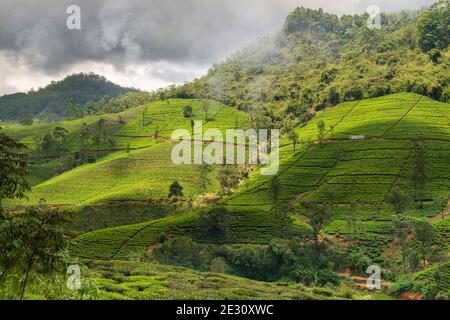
left=0, top=73, right=137, bottom=120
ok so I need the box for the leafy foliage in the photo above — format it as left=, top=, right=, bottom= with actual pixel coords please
left=167, top=6, right=449, bottom=117
left=0, top=130, right=30, bottom=206
left=0, top=73, right=137, bottom=120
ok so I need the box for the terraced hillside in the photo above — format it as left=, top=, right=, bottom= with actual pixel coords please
left=71, top=93, right=450, bottom=261
left=4, top=99, right=247, bottom=206
left=90, top=260, right=355, bottom=300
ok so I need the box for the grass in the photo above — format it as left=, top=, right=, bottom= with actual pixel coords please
left=88, top=260, right=351, bottom=300
left=7, top=142, right=221, bottom=206
left=5, top=99, right=247, bottom=207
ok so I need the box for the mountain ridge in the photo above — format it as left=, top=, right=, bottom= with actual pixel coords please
left=0, top=72, right=138, bottom=120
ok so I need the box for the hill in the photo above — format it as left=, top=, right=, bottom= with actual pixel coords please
left=168, top=2, right=449, bottom=118
left=4, top=99, right=248, bottom=206
left=0, top=73, right=137, bottom=120
left=68, top=93, right=449, bottom=262
left=12, top=260, right=357, bottom=300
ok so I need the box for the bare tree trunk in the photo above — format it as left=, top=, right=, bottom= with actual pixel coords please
left=19, top=253, right=35, bottom=300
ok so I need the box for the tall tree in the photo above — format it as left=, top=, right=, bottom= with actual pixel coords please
left=288, top=131, right=299, bottom=154
left=201, top=100, right=211, bottom=121
left=268, top=176, right=281, bottom=204
left=417, top=0, right=450, bottom=52
left=217, top=165, right=241, bottom=195
left=385, top=187, right=410, bottom=215
left=316, top=120, right=326, bottom=141
left=198, top=163, right=212, bottom=199
left=0, top=130, right=30, bottom=210
left=15, top=208, right=72, bottom=299
left=199, top=206, right=230, bottom=237
left=411, top=140, right=427, bottom=208
left=297, top=200, right=335, bottom=248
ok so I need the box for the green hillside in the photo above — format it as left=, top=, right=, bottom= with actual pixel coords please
left=70, top=93, right=450, bottom=262
left=0, top=73, right=137, bottom=120
left=169, top=3, right=449, bottom=117
left=3, top=99, right=247, bottom=204
left=12, top=260, right=358, bottom=300
left=89, top=260, right=352, bottom=300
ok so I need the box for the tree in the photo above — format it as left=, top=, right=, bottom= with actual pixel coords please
left=199, top=206, right=230, bottom=237
left=296, top=200, right=335, bottom=247
left=98, top=118, right=106, bottom=140
left=288, top=131, right=299, bottom=154
left=18, top=113, right=33, bottom=126
left=52, top=127, right=68, bottom=155
left=428, top=49, right=442, bottom=64
left=392, top=214, right=411, bottom=271
left=0, top=131, right=30, bottom=209
left=190, top=117, right=195, bottom=134
left=344, top=86, right=364, bottom=101
left=417, top=0, right=450, bottom=52
left=168, top=181, right=183, bottom=198
left=201, top=100, right=211, bottom=121
left=273, top=205, right=291, bottom=235
left=413, top=219, right=440, bottom=267
left=385, top=187, right=410, bottom=214
left=217, top=165, right=241, bottom=195
left=15, top=208, right=72, bottom=299
left=327, top=87, right=340, bottom=105
left=53, top=127, right=68, bottom=141
left=411, top=140, right=427, bottom=208
left=183, top=105, right=193, bottom=118
left=316, top=120, right=326, bottom=141
left=63, top=98, right=83, bottom=120
left=198, top=163, right=212, bottom=198
left=268, top=176, right=281, bottom=204
left=346, top=203, right=359, bottom=238
left=40, top=133, right=55, bottom=153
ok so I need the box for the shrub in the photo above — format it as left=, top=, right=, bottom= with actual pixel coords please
left=199, top=206, right=231, bottom=237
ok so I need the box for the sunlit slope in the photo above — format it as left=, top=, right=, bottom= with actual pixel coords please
left=1, top=106, right=146, bottom=150
left=225, top=92, right=450, bottom=259
left=7, top=143, right=220, bottom=206
left=2, top=99, right=247, bottom=151
left=118, top=99, right=247, bottom=139
left=6, top=99, right=247, bottom=206
left=72, top=93, right=450, bottom=261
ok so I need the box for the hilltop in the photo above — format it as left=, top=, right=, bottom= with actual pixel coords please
left=0, top=73, right=137, bottom=120
left=168, top=2, right=449, bottom=118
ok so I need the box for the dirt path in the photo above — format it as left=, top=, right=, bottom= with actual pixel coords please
left=430, top=199, right=450, bottom=222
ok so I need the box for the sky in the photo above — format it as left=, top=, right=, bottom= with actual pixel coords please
left=0, top=0, right=436, bottom=95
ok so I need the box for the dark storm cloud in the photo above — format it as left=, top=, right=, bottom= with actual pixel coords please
left=0, top=0, right=302, bottom=73
left=0, top=0, right=437, bottom=94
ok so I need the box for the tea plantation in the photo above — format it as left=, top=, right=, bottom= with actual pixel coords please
left=68, top=93, right=449, bottom=262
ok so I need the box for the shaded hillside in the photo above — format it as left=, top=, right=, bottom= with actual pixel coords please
left=0, top=73, right=137, bottom=120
